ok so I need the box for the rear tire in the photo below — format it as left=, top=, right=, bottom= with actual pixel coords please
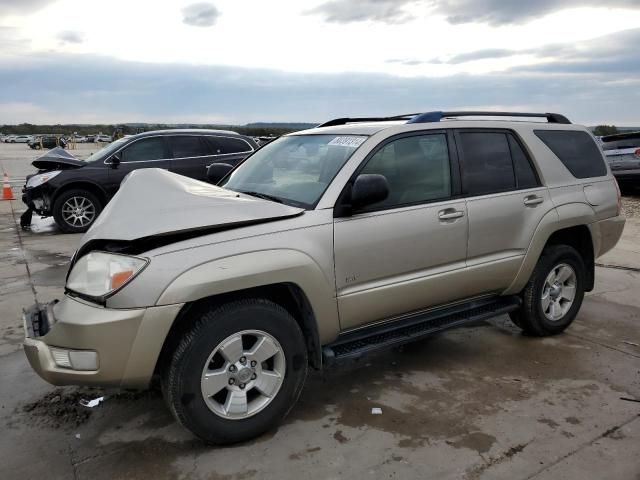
left=509, top=245, right=586, bottom=336
left=52, top=189, right=102, bottom=233
left=162, top=298, right=308, bottom=444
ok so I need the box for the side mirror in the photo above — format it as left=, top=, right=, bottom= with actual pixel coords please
left=110, top=153, right=121, bottom=166
left=351, top=174, right=389, bottom=210
left=207, top=162, right=234, bottom=184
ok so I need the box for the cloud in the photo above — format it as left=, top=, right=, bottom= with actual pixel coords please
left=432, top=0, right=640, bottom=25
left=0, top=0, right=55, bottom=16
left=308, top=0, right=640, bottom=25
left=445, top=49, right=518, bottom=64
left=306, top=0, right=416, bottom=24
left=388, top=28, right=640, bottom=68
left=57, top=30, right=84, bottom=44
left=0, top=29, right=639, bottom=126
left=182, top=2, right=220, bottom=27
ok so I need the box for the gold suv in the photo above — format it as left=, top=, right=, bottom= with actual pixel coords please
left=23, top=111, right=625, bottom=444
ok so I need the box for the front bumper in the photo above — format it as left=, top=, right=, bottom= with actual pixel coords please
left=23, top=296, right=183, bottom=389
left=21, top=186, right=51, bottom=215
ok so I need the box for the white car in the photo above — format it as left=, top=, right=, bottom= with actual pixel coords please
left=12, top=135, right=33, bottom=143
left=94, top=134, right=112, bottom=143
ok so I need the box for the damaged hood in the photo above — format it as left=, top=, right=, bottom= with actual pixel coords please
left=80, top=168, right=304, bottom=248
left=32, top=147, right=86, bottom=170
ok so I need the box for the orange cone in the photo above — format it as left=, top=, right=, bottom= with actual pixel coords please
left=2, top=173, right=15, bottom=200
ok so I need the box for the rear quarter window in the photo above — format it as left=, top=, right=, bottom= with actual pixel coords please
left=534, top=130, right=607, bottom=178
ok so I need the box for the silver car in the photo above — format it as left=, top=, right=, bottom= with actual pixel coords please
left=23, top=111, right=625, bottom=444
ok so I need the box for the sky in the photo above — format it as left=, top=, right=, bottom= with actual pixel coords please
left=0, top=0, right=639, bottom=125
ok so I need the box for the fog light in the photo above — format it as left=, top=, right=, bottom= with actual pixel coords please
left=50, top=347, right=72, bottom=368
left=50, top=347, right=98, bottom=371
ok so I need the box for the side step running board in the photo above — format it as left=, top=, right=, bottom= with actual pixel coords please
left=323, top=296, right=521, bottom=364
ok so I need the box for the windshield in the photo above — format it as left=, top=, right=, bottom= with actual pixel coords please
left=221, top=134, right=367, bottom=208
left=86, top=138, right=127, bottom=162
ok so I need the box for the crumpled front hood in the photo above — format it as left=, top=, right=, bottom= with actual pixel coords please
left=32, top=147, right=86, bottom=170
left=80, top=168, right=304, bottom=248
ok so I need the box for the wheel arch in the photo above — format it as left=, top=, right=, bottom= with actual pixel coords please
left=52, top=181, right=108, bottom=207
left=505, top=204, right=596, bottom=294
left=153, top=282, right=324, bottom=384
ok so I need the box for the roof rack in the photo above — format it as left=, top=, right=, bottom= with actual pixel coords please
left=407, top=111, right=571, bottom=124
left=316, top=111, right=571, bottom=128
left=316, top=114, right=419, bottom=128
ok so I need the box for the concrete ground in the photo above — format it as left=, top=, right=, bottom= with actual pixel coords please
left=1, top=142, right=639, bottom=479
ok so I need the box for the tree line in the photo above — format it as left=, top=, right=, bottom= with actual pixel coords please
left=0, top=123, right=302, bottom=137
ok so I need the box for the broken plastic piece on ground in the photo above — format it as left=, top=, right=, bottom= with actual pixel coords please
left=371, top=407, right=383, bottom=415
left=79, top=396, right=105, bottom=408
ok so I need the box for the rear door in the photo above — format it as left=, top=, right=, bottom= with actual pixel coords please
left=334, top=131, right=469, bottom=330
left=105, top=136, right=170, bottom=196
left=167, top=135, right=213, bottom=181
left=455, top=129, right=551, bottom=294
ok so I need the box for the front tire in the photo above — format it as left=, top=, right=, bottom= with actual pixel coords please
left=510, top=245, right=586, bottom=336
left=52, top=189, right=102, bottom=233
left=163, top=299, right=308, bottom=444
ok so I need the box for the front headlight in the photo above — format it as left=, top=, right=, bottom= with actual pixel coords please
left=26, top=170, right=62, bottom=188
left=66, top=252, right=148, bottom=301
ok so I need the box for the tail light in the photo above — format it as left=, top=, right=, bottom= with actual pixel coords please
left=614, top=179, right=622, bottom=215
left=634, top=148, right=640, bottom=158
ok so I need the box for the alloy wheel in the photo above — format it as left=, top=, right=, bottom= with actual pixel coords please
left=61, top=196, right=96, bottom=228
left=541, top=263, right=577, bottom=321
left=200, top=330, right=286, bottom=420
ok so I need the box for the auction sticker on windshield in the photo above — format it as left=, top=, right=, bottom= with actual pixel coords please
left=328, top=136, right=367, bottom=148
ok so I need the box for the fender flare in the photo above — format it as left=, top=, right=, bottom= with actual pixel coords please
left=505, top=203, right=595, bottom=294
left=157, top=249, right=341, bottom=344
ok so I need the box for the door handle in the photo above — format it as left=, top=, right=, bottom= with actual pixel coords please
left=438, top=209, right=465, bottom=220
left=523, top=195, right=544, bottom=207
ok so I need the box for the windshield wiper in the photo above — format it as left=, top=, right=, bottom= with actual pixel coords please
left=237, top=190, right=285, bottom=204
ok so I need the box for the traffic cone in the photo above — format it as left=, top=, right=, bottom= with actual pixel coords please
left=2, top=173, right=15, bottom=200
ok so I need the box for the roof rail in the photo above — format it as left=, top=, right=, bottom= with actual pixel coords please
left=316, top=114, right=419, bottom=128
left=407, top=111, right=571, bottom=124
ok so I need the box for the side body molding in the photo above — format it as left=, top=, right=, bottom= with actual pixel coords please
left=156, top=249, right=341, bottom=344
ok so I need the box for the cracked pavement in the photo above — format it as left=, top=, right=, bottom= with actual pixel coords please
left=1, top=143, right=639, bottom=479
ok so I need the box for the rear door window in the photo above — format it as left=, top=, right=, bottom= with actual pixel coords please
left=206, top=136, right=253, bottom=155
left=121, top=137, right=166, bottom=162
left=508, top=134, right=539, bottom=189
left=457, top=132, right=515, bottom=195
left=169, top=136, right=210, bottom=158
left=534, top=130, right=607, bottom=178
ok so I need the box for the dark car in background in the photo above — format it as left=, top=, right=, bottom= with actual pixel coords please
left=600, top=131, right=640, bottom=192
left=22, top=129, right=257, bottom=233
left=28, top=136, right=66, bottom=150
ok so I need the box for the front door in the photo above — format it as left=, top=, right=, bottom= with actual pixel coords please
left=106, top=136, right=171, bottom=196
left=333, top=132, right=469, bottom=330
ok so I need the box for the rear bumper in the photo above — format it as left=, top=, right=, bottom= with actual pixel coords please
left=591, top=214, right=626, bottom=259
left=23, top=296, right=183, bottom=389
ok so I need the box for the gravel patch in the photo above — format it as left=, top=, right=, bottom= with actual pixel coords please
left=622, top=194, right=640, bottom=218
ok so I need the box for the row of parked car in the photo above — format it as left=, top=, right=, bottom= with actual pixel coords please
left=1, top=134, right=112, bottom=145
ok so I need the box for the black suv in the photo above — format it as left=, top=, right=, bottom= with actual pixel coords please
left=22, top=129, right=257, bottom=233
